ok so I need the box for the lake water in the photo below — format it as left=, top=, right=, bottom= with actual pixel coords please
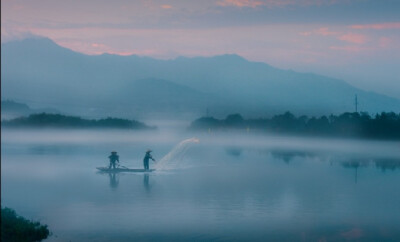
left=2, top=128, right=400, bottom=241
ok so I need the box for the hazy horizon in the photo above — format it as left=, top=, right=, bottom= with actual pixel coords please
left=3, top=36, right=400, bottom=119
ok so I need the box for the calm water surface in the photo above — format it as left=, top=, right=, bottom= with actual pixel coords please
left=2, top=129, right=400, bottom=241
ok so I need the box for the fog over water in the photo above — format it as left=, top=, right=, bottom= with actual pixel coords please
left=2, top=126, right=400, bottom=241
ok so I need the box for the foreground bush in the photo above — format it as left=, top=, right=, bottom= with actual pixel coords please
left=1, top=207, right=49, bottom=242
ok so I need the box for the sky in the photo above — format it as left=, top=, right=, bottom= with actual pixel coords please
left=2, top=0, right=400, bottom=98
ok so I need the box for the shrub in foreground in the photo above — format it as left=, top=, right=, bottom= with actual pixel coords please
left=1, top=207, right=49, bottom=242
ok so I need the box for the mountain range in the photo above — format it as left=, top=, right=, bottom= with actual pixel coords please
left=1, top=100, right=59, bottom=120
left=2, top=37, right=399, bottom=119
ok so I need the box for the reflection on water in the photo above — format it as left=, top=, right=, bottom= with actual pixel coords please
left=375, top=158, right=400, bottom=171
left=101, top=171, right=152, bottom=192
left=270, top=150, right=314, bottom=163
left=143, top=174, right=151, bottom=192
left=266, top=148, right=400, bottom=184
left=108, top=173, right=119, bottom=190
left=225, top=147, right=242, bottom=157
left=266, top=148, right=400, bottom=172
left=341, top=160, right=366, bottom=184
left=1, top=129, right=400, bottom=241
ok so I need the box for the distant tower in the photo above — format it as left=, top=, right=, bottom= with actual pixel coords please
left=355, top=165, right=358, bottom=184
left=354, top=95, right=358, bottom=113
left=206, top=107, right=210, bottom=117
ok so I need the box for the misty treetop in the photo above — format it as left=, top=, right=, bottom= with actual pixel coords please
left=2, top=113, right=155, bottom=130
left=190, top=111, right=400, bottom=140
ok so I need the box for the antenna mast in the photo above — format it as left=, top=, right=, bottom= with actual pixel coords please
left=354, top=95, right=358, bottom=113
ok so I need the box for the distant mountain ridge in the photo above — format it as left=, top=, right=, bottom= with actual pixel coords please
left=1, top=100, right=59, bottom=119
left=2, top=37, right=399, bottom=118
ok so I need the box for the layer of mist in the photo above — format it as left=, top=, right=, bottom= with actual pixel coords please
left=2, top=127, right=400, bottom=241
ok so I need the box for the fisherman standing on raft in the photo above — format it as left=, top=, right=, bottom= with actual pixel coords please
left=143, top=150, right=156, bottom=170
left=108, top=151, right=119, bottom=169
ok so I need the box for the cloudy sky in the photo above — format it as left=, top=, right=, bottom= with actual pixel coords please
left=2, top=0, right=400, bottom=98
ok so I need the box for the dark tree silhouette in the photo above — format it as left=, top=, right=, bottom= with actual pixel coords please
left=2, top=113, right=155, bottom=130
left=189, top=111, right=400, bottom=140
left=1, top=207, right=50, bottom=242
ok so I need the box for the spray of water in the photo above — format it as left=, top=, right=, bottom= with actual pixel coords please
left=155, top=138, right=199, bottom=170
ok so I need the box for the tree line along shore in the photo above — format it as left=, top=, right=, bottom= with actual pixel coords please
left=2, top=111, right=400, bottom=140
left=190, top=111, right=400, bottom=140
left=1, top=113, right=155, bottom=130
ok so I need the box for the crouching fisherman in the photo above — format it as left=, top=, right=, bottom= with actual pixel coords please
left=143, top=150, right=156, bottom=170
left=109, top=151, right=119, bottom=169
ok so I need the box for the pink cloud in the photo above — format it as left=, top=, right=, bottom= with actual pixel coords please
left=315, top=27, right=338, bottom=36
left=218, top=0, right=344, bottom=8
left=350, top=22, right=400, bottom=30
left=329, top=46, right=371, bottom=52
left=337, top=33, right=367, bottom=44
left=91, top=43, right=107, bottom=48
left=217, top=0, right=265, bottom=8
left=299, top=31, right=312, bottom=36
left=263, top=0, right=293, bottom=7
left=12, top=4, right=25, bottom=10
left=264, top=0, right=337, bottom=7
left=57, top=40, right=159, bottom=56
left=105, top=50, right=138, bottom=56
left=299, top=27, right=339, bottom=37
left=379, top=37, right=393, bottom=48
left=161, top=4, right=173, bottom=9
